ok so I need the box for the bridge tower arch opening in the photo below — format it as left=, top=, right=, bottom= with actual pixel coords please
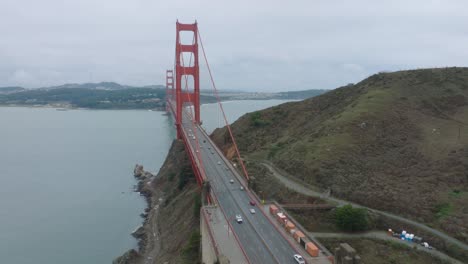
left=175, top=20, right=200, bottom=139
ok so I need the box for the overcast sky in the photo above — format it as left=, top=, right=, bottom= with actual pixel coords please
left=1, top=0, right=467, bottom=91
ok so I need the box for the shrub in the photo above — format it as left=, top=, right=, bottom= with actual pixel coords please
left=182, top=231, right=201, bottom=263
left=435, top=203, right=453, bottom=219
left=335, top=204, right=368, bottom=231
left=193, top=192, right=201, bottom=218
left=250, top=112, right=271, bottom=127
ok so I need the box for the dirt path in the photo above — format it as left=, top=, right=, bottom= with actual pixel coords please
left=310, top=231, right=463, bottom=264
left=259, top=161, right=468, bottom=251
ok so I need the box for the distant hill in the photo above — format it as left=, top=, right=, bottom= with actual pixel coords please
left=0, top=86, right=167, bottom=109
left=38, top=82, right=165, bottom=91
left=0, top=81, right=325, bottom=109
left=212, top=68, right=468, bottom=246
left=275, top=89, right=328, bottom=99
left=0, top=86, right=25, bottom=94
left=206, top=89, right=327, bottom=101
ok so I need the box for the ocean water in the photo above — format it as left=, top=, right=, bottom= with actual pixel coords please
left=0, top=99, right=290, bottom=264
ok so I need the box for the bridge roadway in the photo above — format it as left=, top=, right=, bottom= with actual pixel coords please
left=180, top=108, right=299, bottom=264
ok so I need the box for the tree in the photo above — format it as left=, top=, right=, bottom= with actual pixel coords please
left=335, top=204, right=368, bottom=231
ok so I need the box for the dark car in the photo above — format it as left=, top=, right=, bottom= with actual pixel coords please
left=249, top=200, right=256, bottom=206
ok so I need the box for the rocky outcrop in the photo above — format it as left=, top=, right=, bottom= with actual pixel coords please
left=113, top=249, right=140, bottom=264
left=132, top=226, right=145, bottom=239
left=115, top=141, right=200, bottom=264
left=133, top=164, right=154, bottom=179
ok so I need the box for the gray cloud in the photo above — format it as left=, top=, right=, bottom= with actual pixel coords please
left=0, top=0, right=467, bottom=91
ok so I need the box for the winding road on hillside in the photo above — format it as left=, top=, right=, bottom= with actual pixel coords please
left=310, top=231, right=463, bottom=264
left=259, top=161, right=468, bottom=251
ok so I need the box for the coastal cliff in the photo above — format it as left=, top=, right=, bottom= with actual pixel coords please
left=114, top=140, right=201, bottom=264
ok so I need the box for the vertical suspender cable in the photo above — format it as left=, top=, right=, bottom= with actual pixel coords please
left=198, top=29, right=250, bottom=181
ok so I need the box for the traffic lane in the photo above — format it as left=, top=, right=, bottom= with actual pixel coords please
left=232, top=187, right=298, bottom=264
left=182, top=119, right=296, bottom=263
left=196, top=131, right=276, bottom=263
left=201, top=139, right=289, bottom=264
left=201, top=139, right=297, bottom=264
left=190, top=124, right=299, bottom=264
left=202, top=150, right=276, bottom=263
left=201, top=143, right=276, bottom=263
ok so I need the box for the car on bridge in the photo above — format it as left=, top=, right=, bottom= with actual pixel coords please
left=293, top=254, right=305, bottom=264
left=235, top=214, right=243, bottom=223
left=250, top=208, right=256, bottom=214
left=229, top=179, right=234, bottom=184
left=249, top=200, right=256, bottom=206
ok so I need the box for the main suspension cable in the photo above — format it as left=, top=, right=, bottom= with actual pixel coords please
left=198, top=29, right=250, bottom=181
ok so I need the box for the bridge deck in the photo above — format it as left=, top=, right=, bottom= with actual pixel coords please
left=173, top=103, right=301, bottom=264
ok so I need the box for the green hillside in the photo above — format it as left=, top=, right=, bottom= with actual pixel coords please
left=212, top=67, right=468, bottom=243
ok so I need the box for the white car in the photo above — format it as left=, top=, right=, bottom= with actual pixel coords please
left=235, top=214, right=243, bottom=223
left=294, top=254, right=305, bottom=264
left=195, top=150, right=199, bottom=153
left=217, top=161, right=221, bottom=165
left=240, top=186, right=244, bottom=191
left=229, top=179, right=234, bottom=184
left=250, top=209, right=256, bottom=214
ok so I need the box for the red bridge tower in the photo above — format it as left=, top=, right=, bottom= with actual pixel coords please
left=175, top=21, right=200, bottom=139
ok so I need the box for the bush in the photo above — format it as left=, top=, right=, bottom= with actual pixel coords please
left=178, top=166, right=194, bottom=190
left=193, top=192, right=201, bottom=218
left=182, top=231, right=201, bottom=263
left=250, top=112, right=271, bottom=127
left=335, top=204, right=368, bottom=231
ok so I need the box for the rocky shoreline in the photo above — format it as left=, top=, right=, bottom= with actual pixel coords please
left=114, top=140, right=200, bottom=264
left=113, top=164, right=156, bottom=264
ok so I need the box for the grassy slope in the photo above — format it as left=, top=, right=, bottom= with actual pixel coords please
left=320, top=238, right=450, bottom=264
left=211, top=67, right=468, bottom=242
left=140, top=141, right=201, bottom=264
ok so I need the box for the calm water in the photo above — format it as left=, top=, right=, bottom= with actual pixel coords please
left=0, top=99, right=289, bottom=264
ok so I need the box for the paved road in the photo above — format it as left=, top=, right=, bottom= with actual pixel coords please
left=180, top=108, right=301, bottom=264
left=260, top=161, right=468, bottom=251
left=310, top=231, right=463, bottom=264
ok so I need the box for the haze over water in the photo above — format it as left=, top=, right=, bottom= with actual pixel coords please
left=0, top=99, right=289, bottom=264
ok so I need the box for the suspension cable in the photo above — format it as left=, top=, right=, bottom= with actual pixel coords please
left=177, top=30, right=207, bottom=182
left=198, top=29, right=250, bottom=181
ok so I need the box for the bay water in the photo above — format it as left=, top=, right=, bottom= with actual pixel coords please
left=0, top=99, right=289, bottom=263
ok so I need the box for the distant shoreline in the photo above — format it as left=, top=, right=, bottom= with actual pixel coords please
left=0, top=104, right=165, bottom=111
left=0, top=98, right=299, bottom=111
